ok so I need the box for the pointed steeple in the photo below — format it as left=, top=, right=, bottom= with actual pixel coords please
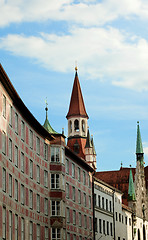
left=66, top=68, right=88, bottom=119
left=85, top=129, right=92, bottom=148
left=128, top=167, right=136, bottom=201
left=136, top=121, right=143, bottom=154
left=91, top=135, right=96, bottom=155
left=43, top=101, right=58, bottom=134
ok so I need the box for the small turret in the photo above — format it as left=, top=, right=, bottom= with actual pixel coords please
left=43, top=100, right=58, bottom=134
left=136, top=121, right=144, bottom=165
left=128, top=167, right=136, bottom=202
left=85, top=129, right=94, bottom=168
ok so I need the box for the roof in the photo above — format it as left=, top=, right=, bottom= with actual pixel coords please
left=43, top=108, right=58, bottom=134
left=136, top=121, right=143, bottom=154
left=128, top=168, right=136, bottom=201
left=0, top=64, right=54, bottom=141
left=66, top=70, right=88, bottom=119
left=85, top=129, right=92, bottom=148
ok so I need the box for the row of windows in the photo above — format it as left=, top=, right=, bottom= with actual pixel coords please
left=66, top=183, right=91, bottom=208
left=66, top=208, right=92, bottom=230
left=2, top=207, right=49, bottom=240
left=94, top=194, right=112, bottom=212
left=115, top=212, right=131, bottom=226
left=2, top=169, right=48, bottom=214
left=66, top=159, right=91, bottom=187
left=95, top=218, right=113, bottom=236
left=2, top=95, right=48, bottom=159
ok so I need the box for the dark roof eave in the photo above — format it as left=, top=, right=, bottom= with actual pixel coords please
left=0, top=64, right=54, bottom=141
left=65, top=146, right=94, bottom=172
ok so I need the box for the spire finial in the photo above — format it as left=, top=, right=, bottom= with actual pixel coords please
left=75, top=61, right=78, bottom=72
left=129, top=164, right=132, bottom=168
left=45, top=98, right=48, bottom=119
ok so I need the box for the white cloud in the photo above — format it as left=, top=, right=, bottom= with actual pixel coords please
left=0, top=0, right=148, bottom=27
left=1, top=27, right=148, bottom=91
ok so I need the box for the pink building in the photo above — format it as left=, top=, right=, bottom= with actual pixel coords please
left=0, top=64, right=95, bottom=240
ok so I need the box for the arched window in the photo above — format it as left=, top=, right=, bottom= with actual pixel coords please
left=143, top=225, right=146, bottom=240
left=138, top=229, right=140, bottom=240
left=74, top=120, right=79, bottom=132
left=69, top=121, right=72, bottom=133
left=82, top=120, right=85, bottom=133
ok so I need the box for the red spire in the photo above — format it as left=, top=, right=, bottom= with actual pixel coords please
left=66, top=70, right=89, bottom=119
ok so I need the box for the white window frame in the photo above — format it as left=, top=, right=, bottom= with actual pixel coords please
left=51, top=174, right=60, bottom=189
left=37, top=194, right=40, bottom=212
left=9, top=174, right=12, bottom=197
left=2, top=168, right=6, bottom=192
left=2, top=207, right=6, bottom=239
left=51, top=200, right=60, bottom=216
left=15, top=179, right=18, bottom=201
left=9, top=138, right=12, bottom=161
left=21, top=152, right=24, bottom=172
left=44, top=198, right=48, bottom=215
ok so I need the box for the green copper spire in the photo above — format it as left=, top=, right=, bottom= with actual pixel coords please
left=128, top=167, right=136, bottom=201
left=136, top=121, right=143, bottom=154
left=85, top=128, right=92, bottom=148
left=43, top=100, right=58, bottom=134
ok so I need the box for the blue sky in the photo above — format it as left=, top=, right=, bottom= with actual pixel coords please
left=1, top=0, right=148, bottom=171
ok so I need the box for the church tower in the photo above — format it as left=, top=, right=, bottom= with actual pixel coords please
left=66, top=67, right=89, bottom=159
left=134, top=121, right=148, bottom=220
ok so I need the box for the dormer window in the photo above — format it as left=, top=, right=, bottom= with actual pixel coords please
left=74, top=119, right=79, bottom=132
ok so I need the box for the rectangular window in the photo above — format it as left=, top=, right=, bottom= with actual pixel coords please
left=79, top=212, right=82, bottom=227
left=103, top=220, right=105, bottom=234
left=21, top=218, right=25, bottom=240
left=106, top=199, right=108, bottom=211
left=21, top=152, right=24, bottom=172
left=129, top=218, right=131, bottom=226
left=102, top=197, right=104, bottom=209
left=30, top=160, right=33, bottom=179
left=15, top=113, right=18, bottom=134
left=51, top=147, right=60, bottom=162
left=94, top=194, right=96, bottom=206
left=52, top=228, right=61, bottom=240
left=119, top=213, right=121, bottom=222
left=66, top=183, right=69, bottom=198
left=21, top=184, right=24, bottom=204
left=95, top=218, right=98, bottom=232
left=84, top=215, right=87, bottom=229
left=98, top=195, right=101, bottom=208
left=44, top=170, right=48, bottom=188
left=83, top=171, right=86, bottom=185
left=2, top=168, right=6, bottom=192
left=9, top=174, right=12, bottom=197
left=15, top=145, right=18, bottom=167
left=29, top=222, right=33, bottom=240
left=99, top=219, right=102, bottom=233
left=15, top=179, right=18, bottom=201
left=2, top=131, right=6, bottom=155
left=66, top=159, right=69, bottom=174
left=21, top=121, right=25, bottom=141
left=9, top=211, right=12, bottom=240
left=107, top=221, right=109, bottom=235
left=89, top=217, right=92, bottom=230
left=51, top=174, right=60, bottom=189
left=15, top=214, right=18, bottom=240
left=72, top=186, right=75, bottom=202
left=110, top=222, right=113, bottom=236
left=78, top=189, right=81, bottom=204
left=9, top=138, right=12, bottom=161
left=125, top=216, right=127, bottom=225
left=3, top=95, right=6, bottom=118
left=9, top=105, right=12, bottom=126
left=73, top=210, right=76, bottom=225
left=89, top=196, right=91, bottom=209
left=84, top=193, right=86, bottom=207
left=45, top=227, right=48, bottom=240
left=88, top=174, right=91, bottom=188
left=44, top=198, right=48, bottom=215
left=78, top=167, right=81, bottom=182
left=61, top=148, right=65, bottom=164
left=52, top=201, right=60, bottom=216
left=72, top=163, right=75, bottom=178
left=44, top=143, right=48, bottom=160
left=29, top=190, right=33, bottom=209
left=29, top=130, right=33, bottom=149
left=110, top=200, right=112, bottom=212
left=116, top=212, right=118, bottom=221
left=37, top=194, right=40, bottom=212
left=36, top=137, right=40, bottom=155
left=37, top=224, right=40, bottom=240
left=36, top=165, right=40, bottom=183
left=67, top=208, right=70, bottom=223
left=3, top=207, right=6, bottom=239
